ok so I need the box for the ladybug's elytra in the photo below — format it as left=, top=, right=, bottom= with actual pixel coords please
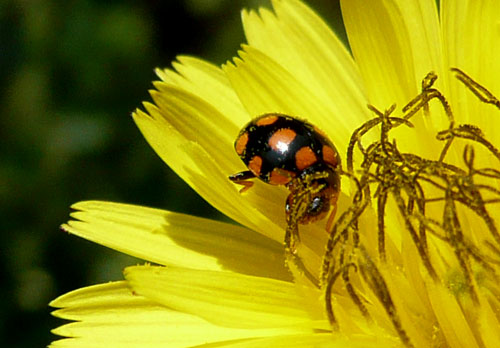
left=229, top=113, right=341, bottom=252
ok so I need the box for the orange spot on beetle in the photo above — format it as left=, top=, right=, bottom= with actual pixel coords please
left=248, top=156, right=263, bottom=176
left=322, top=145, right=338, bottom=167
left=235, top=132, right=249, bottom=156
left=256, top=115, right=279, bottom=126
left=269, top=128, right=296, bottom=152
left=269, top=168, right=295, bottom=185
left=295, top=146, right=317, bottom=170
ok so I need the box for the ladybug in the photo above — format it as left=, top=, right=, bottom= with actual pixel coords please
left=229, top=113, right=341, bottom=252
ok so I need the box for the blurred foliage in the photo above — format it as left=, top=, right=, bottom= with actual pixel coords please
left=0, top=0, right=344, bottom=346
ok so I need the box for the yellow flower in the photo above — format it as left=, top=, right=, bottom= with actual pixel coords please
left=50, top=0, right=500, bottom=347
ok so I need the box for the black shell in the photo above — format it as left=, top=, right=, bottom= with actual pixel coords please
left=235, top=113, right=339, bottom=183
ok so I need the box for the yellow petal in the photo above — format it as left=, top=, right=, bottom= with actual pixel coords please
left=50, top=282, right=312, bottom=348
left=442, top=0, right=500, bottom=142
left=124, top=265, right=315, bottom=330
left=478, top=299, right=500, bottom=347
left=134, top=97, right=285, bottom=242
left=147, top=84, right=238, bottom=165
left=427, top=280, right=479, bottom=347
left=135, top=57, right=294, bottom=240
left=442, top=0, right=500, bottom=91
left=341, top=0, right=453, bottom=160
left=61, top=201, right=290, bottom=280
left=341, top=0, right=443, bottom=109
left=138, top=57, right=294, bottom=240
left=224, top=45, right=357, bottom=149
left=242, top=0, right=369, bottom=138
left=194, top=332, right=400, bottom=348
left=155, top=56, right=249, bottom=126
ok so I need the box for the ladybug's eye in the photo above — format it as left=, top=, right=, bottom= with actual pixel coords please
left=307, top=196, right=325, bottom=216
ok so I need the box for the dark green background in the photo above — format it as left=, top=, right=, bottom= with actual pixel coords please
left=0, top=1, right=344, bottom=346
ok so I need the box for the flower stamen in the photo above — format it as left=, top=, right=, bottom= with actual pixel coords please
left=322, top=69, right=500, bottom=346
left=451, top=67, right=500, bottom=109
left=358, top=246, right=414, bottom=348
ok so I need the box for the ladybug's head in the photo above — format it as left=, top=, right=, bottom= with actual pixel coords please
left=285, top=167, right=340, bottom=226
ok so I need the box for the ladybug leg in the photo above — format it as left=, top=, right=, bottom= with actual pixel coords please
left=325, top=202, right=338, bottom=234
left=229, top=171, right=256, bottom=193
left=285, top=190, right=311, bottom=254
left=325, top=189, right=340, bottom=233
left=285, top=209, right=300, bottom=254
left=273, top=168, right=296, bottom=183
